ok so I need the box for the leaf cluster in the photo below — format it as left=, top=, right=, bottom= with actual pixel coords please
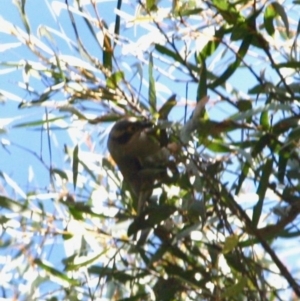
left=0, top=0, right=300, bottom=300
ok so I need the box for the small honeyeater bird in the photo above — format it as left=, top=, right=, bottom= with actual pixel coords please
left=107, top=117, right=166, bottom=213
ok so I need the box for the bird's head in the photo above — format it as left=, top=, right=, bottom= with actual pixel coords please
left=107, top=117, right=160, bottom=162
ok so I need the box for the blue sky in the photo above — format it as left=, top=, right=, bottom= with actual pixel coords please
left=0, top=0, right=299, bottom=298
left=0, top=0, right=295, bottom=223
left=0, top=0, right=293, bottom=228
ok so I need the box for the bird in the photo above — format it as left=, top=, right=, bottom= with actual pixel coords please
left=107, top=117, right=180, bottom=247
left=107, top=117, right=166, bottom=214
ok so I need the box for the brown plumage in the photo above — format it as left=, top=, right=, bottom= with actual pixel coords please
left=107, top=117, right=163, bottom=212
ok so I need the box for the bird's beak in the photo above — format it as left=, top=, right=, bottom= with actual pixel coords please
left=139, top=120, right=153, bottom=129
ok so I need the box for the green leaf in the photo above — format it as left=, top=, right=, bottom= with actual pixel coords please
left=148, top=52, right=156, bottom=112
left=13, top=116, right=67, bottom=128
left=278, top=149, right=289, bottom=183
left=223, top=234, right=239, bottom=254
left=128, top=204, right=176, bottom=236
left=178, top=8, right=203, bottom=17
left=209, top=35, right=251, bottom=88
left=251, top=135, right=270, bottom=158
left=59, top=106, right=88, bottom=120
left=264, top=3, right=277, bottom=36
left=272, top=2, right=289, bottom=36
left=68, top=205, right=84, bottom=220
left=198, top=27, right=225, bottom=59
left=212, top=0, right=243, bottom=24
left=0, top=195, right=24, bottom=212
left=264, top=2, right=289, bottom=37
left=272, top=116, right=300, bottom=135
left=236, top=100, right=252, bottom=123
left=205, top=140, right=232, bottom=153
left=222, top=277, right=247, bottom=298
left=287, top=126, right=300, bottom=141
left=114, top=1, right=122, bottom=40
left=236, top=100, right=252, bottom=111
left=260, top=111, right=270, bottom=130
left=252, top=159, right=273, bottom=227
left=235, top=163, right=250, bottom=194
left=197, top=54, right=207, bottom=101
left=158, top=94, right=177, bottom=119
left=106, top=71, right=124, bottom=89
left=187, top=200, right=206, bottom=223
left=155, top=44, right=182, bottom=63
left=103, top=32, right=112, bottom=72
left=89, top=265, right=136, bottom=282
left=73, top=145, right=79, bottom=190
left=0, top=172, right=26, bottom=199
left=75, top=1, right=104, bottom=52
left=34, top=258, right=80, bottom=285
left=230, top=103, right=291, bottom=122
left=274, top=62, right=300, bottom=68
left=146, top=0, right=157, bottom=11
left=66, top=251, right=105, bottom=271
left=14, top=0, right=31, bottom=34
left=231, top=22, right=249, bottom=41
left=51, top=168, right=68, bottom=181
left=173, top=221, right=203, bottom=242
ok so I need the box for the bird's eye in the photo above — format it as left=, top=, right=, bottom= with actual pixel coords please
left=127, top=125, right=137, bottom=133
